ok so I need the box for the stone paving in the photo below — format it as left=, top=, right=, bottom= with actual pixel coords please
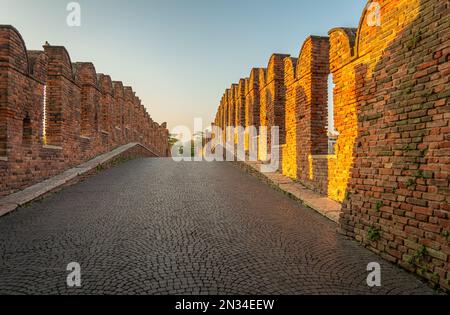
left=0, top=143, right=154, bottom=217
left=241, top=160, right=342, bottom=223
left=0, top=159, right=433, bottom=295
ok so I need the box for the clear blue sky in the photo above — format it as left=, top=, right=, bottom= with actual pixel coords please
left=1, top=0, right=366, bottom=132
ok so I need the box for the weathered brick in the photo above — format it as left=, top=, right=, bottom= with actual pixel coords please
left=212, top=0, right=449, bottom=292
left=0, top=25, right=170, bottom=197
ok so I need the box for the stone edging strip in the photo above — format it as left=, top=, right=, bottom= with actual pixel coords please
left=0, top=142, right=156, bottom=218
left=238, top=160, right=342, bottom=223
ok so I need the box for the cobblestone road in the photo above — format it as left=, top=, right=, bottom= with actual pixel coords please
left=0, top=159, right=433, bottom=295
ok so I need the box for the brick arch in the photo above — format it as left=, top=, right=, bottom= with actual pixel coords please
left=354, top=0, right=384, bottom=57
left=229, top=84, right=238, bottom=129
left=97, top=74, right=113, bottom=94
left=44, top=45, right=75, bottom=81
left=42, top=45, right=79, bottom=147
left=266, top=54, right=290, bottom=83
left=282, top=57, right=298, bottom=179
left=132, top=96, right=142, bottom=141
left=73, top=63, right=100, bottom=137
left=225, top=88, right=232, bottom=129
left=113, top=81, right=125, bottom=138
left=260, top=54, right=289, bottom=161
left=284, top=57, right=297, bottom=83
left=245, top=68, right=262, bottom=132
left=243, top=78, right=250, bottom=128
left=355, top=0, right=422, bottom=70
left=258, top=68, right=267, bottom=90
left=112, top=81, right=124, bottom=99
left=220, top=93, right=227, bottom=133
left=124, top=86, right=135, bottom=140
left=296, top=38, right=314, bottom=80
left=0, top=26, right=31, bottom=157
left=328, top=28, right=357, bottom=73
left=281, top=36, right=330, bottom=193
left=74, top=62, right=98, bottom=87
left=0, top=25, right=30, bottom=74
left=124, top=86, right=134, bottom=101
left=97, top=74, right=113, bottom=140
left=236, top=79, right=246, bottom=129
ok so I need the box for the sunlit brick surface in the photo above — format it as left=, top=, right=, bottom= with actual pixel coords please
left=212, top=0, right=449, bottom=291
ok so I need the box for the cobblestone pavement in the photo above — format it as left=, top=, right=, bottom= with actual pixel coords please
left=0, top=159, right=433, bottom=295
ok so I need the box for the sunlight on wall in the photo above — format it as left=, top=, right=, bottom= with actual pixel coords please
left=327, top=0, right=421, bottom=203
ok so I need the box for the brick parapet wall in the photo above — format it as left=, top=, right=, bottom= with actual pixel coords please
left=213, top=0, right=449, bottom=291
left=0, top=25, right=169, bottom=197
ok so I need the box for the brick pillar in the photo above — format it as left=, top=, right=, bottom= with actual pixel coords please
left=113, top=81, right=125, bottom=145
left=124, top=87, right=134, bottom=142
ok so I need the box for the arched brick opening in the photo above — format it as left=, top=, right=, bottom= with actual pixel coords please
left=74, top=63, right=99, bottom=138
left=43, top=45, right=76, bottom=147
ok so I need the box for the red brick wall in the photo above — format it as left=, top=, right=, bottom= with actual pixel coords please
left=213, top=0, right=449, bottom=290
left=337, top=0, right=449, bottom=290
left=0, top=25, right=169, bottom=197
left=235, top=79, right=246, bottom=129
left=281, top=37, right=330, bottom=194
left=245, top=69, right=262, bottom=131
left=228, top=86, right=236, bottom=128
left=260, top=54, right=290, bottom=153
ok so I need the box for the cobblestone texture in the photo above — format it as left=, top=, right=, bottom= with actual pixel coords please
left=0, top=159, right=433, bottom=295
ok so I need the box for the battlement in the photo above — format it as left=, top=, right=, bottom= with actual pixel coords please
left=213, top=0, right=449, bottom=291
left=0, top=25, right=170, bottom=197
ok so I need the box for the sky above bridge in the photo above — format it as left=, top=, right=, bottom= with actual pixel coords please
left=1, top=0, right=366, bottom=132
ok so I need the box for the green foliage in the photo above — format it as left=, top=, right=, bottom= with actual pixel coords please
left=431, top=272, right=440, bottom=283
left=375, top=201, right=383, bottom=213
left=407, top=30, right=422, bottom=51
left=415, top=170, right=424, bottom=179
left=417, top=266, right=427, bottom=276
left=96, top=164, right=106, bottom=172
left=408, top=246, right=428, bottom=266
left=406, top=178, right=416, bottom=188
left=443, top=230, right=450, bottom=244
left=403, top=144, right=413, bottom=151
left=367, top=227, right=381, bottom=242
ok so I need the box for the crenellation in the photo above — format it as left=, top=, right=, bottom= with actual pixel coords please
left=212, top=0, right=449, bottom=291
left=0, top=25, right=169, bottom=198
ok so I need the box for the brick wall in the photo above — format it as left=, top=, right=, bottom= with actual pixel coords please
left=258, top=54, right=290, bottom=161
left=281, top=37, right=329, bottom=194
left=338, top=0, right=449, bottom=290
left=212, top=0, right=449, bottom=291
left=0, top=25, right=170, bottom=197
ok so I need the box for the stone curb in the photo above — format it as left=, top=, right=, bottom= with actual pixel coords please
left=0, top=142, right=156, bottom=218
left=238, top=160, right=342, bottom=224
